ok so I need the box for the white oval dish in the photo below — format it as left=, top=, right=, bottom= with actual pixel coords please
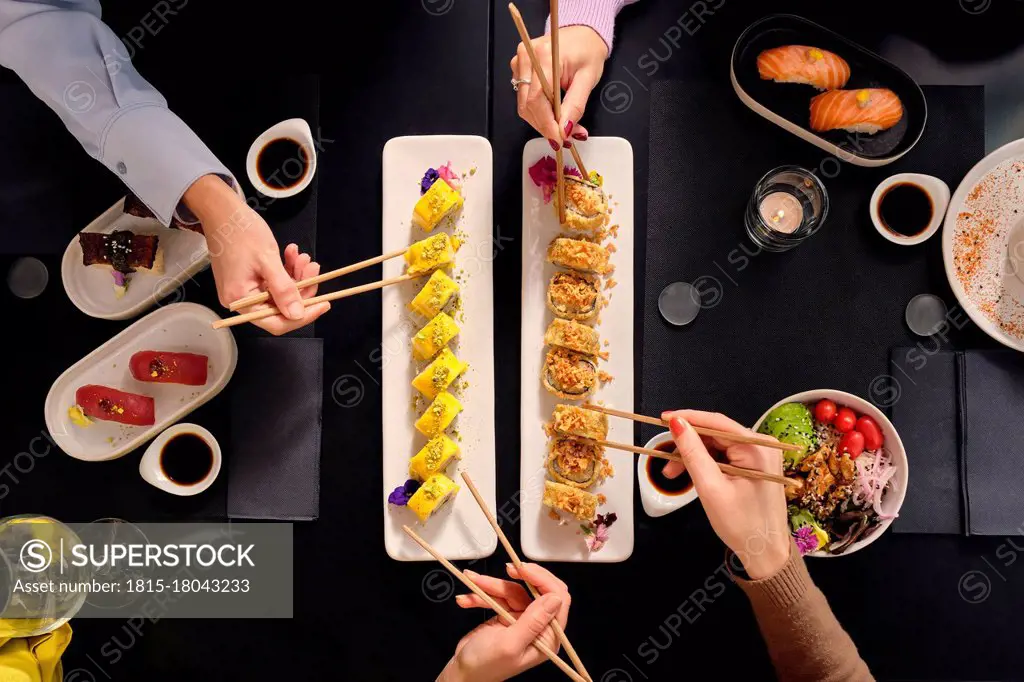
left=870, top=173, right=949, bottom=246
left=61, top=198, right=210, bottom=321
left=139, top=423, right=222, bottom=496
left=44, top=303, right=237, bottom=462
left=942, top=137, right=1024, bottom=353
left=246, top=118, right=317, bottom=199
left=637, top=431, right=699, bottom=518
left=752, top=389, right=908, bottom=558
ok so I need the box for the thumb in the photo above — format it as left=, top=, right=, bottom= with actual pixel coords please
left=506, top=593, right=561, bottom=652
left=559, top=68, right=599, bottom=135
left=668, top=417, right=725, bottom=490
left=260, top=253, right=304, bottom=320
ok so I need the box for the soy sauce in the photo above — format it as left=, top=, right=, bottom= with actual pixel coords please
left=878, top=183, right=933, bottom=237
left=256, top=138, right=309, bottom=189
left=646, top=441, right=693, bottom=496
left=160, top=433, right=213, bottom=485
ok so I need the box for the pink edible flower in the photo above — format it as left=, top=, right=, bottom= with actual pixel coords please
left=793, top=526, right=818, bottom=555
left=437, top=161, right=461, bottom=191
left=528, top=156, right=584, bottom=204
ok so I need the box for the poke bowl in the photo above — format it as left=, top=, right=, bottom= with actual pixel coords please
left=753, top=389, right=908, bottom=558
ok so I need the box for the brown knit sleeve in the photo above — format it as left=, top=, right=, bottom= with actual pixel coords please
left=732, top=543, right=874, bottom=682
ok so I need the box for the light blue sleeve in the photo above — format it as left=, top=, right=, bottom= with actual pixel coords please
left=0, top=0, right=230, bottom=226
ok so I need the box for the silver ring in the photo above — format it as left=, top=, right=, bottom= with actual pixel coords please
left=511, top=77, right=531, bottom=92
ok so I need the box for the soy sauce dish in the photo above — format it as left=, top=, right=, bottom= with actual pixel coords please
left=731, top=14, right=927, bottom=167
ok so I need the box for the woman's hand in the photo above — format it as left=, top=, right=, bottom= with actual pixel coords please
left=661, top=410, right=792, bottom=579
left=510, top=26, right=607, bottom=149
left=438, top=563, right=570, bottom=682
left=183, top=175, right=329, bottom=335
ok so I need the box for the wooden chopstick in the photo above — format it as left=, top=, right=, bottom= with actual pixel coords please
left=508, top=4, right=590, bottom=178
left=402, top=525, right=586, bottom=682
left=581, top=403, right=805, bottom=454
left=212, top=273, right=418, bottom=329
left=460, top=473, right=593, bottom=682
left=227, top=247, right=408, bottom=311
left=549, top=0, right=566, bottom=226
left=578, top=437, right=801, bottom=489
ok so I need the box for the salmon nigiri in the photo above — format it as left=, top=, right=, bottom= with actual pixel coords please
left=757, top=45, right=850, bottom=91
left=809, top=88, right=904, bottom=134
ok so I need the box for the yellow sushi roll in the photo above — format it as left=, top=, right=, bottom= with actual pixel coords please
left=405, top=233, right=460, bottom=276
left=413, top=179, right=464, bottom=232
left=409, top=435, right=461, bottom=481
left=408, top=474, right=460, bottom=522
left=409, top=269, right=460, bottom=318
left=412, top=348, right=468, bottom=399
left=412, top=312, right=459, bottom=361
left=414, top=391, right=463, bottom=437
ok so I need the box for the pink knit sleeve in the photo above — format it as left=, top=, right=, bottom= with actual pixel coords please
left=545, top=0, right=639, bottom=54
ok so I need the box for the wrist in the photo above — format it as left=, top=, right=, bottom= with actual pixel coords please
left=182, top=174, right=245, bottom=226
left=437, top=657, right=467, bottom=682
left=741, top=539, right=791, bottom=580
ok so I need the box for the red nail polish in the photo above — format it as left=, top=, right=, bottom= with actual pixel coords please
left=564, top=120, right=575, bottom=137
left=669, top=417, right=686, bottom=437
left=573, top=131, right=588, bottom=141
left=548, top=139, right=559, bottom=151
left=562, top=140, right=571, bottom=149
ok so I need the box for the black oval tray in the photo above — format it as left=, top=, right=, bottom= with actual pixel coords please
left=731, top=14, right=927, bottom=166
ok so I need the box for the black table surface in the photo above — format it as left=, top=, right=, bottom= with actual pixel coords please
left=3, top=1, right=1024, bottom=680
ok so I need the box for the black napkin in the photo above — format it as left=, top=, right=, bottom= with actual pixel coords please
left=963, top=350, right=1024, bottom=536
left=228, top=337, right=323, bottom=520
left=889, top=348, right=962, bottom=534
left=640, top=82, right=984, bottom=436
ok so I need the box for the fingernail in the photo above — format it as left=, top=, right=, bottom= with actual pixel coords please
left=455, top=594, right=470, bottom=606
left=287, top=302, right=304, bottom=319
left=464, top=569, right=478, bottom=579
left=562, top=140, right=572, bottom=149
left=564, top=120, right=575, bottom=137
left=670, top=417, right=686, bottom=437
left=660, top=410, right=671, bottom=420
left=548, top=139, right=559, bottom=151
left=541, top=594, right=562, bottom=614
left=505, top=562, right=515, bottom=572
left=572, top=130, right=589, bottom=141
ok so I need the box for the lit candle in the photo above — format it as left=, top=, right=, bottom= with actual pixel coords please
left=758, top=192, right=804, bottom=234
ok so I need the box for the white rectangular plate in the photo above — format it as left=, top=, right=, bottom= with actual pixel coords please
left=61, top=198, right=210, bottom=320
left=382, top=135, right=497, bottom=561
left=44, top=303, right=238, bottom=461
left=520, top=137, right=635, bottom=563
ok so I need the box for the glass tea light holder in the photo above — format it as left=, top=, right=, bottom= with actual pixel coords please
left=745, top=166, right=829, bottom=252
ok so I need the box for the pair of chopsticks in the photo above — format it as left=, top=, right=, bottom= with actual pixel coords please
left=509, top=1, right=589, bottom=225
left=212, top=247, right=414, bottom=329
left=404, top=472, right=593, bottom=682
left=580, top=404, right=801, bottom=489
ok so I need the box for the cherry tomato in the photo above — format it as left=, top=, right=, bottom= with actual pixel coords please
left=814, top=399, right=837, bottom=424
left=833, top=407, right=857, bottom=433
left=839, top=430, right=865, bottom=459
left=856, top=416, right=884, bottom=451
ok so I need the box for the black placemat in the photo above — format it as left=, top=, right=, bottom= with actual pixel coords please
left=890, top=347, right=961, bottom=534
left=227, top=337, right=322, bottom=521
left=640, top=83, right=984, bottom=443
left=963, top=350, right=1024, bottom=536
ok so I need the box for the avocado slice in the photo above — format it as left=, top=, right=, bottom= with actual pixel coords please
left=758, top=402, right=815, bottom=466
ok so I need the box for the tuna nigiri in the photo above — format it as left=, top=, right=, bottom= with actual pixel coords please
left=129, top=351, right=208, bottom=386
left=809, top=88, right=904, bottom=134
left=757, top=45, right=850, bottom=91
left=72, top=385, right=155, bottom=426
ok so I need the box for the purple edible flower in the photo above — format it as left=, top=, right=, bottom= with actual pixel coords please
left=420, top=168, right=440, bottom=195
left=388, top=479, right=421, bottom=506
left=793, top=526, right=818, bottom=555
left=112, top=271, right=126, bottom=287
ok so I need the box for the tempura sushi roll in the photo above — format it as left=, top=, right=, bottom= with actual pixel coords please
left=408, top=474, right=460, bottom=522
left=543, top=480, right=598, bottom=521
left=547, top=237, right=611, bottom=275
left=412, top=348, right=468, bottom=399
left=412, top=312, right=459, bottom=361
left=409, top=435, right=461, bottom=481
left=415, top=391, right=463, bottom=437
left=542, top=348, right=598, bottom=400
left=405, top=233, right=460, bottom=276
left=409, top=269, right=459, bottom=318
left=413, top=179, right=464, bottom=232
left=547, top=271, right=602, bottom=322
left=551, top=404, right=608, bottom=441
left=809, top=88, right=904, bottom=134
left=559, top=176, right=608, bottom=234
left=544, top=318, right=600, bottom=357
left=547, top=437, right=607, bottom=489
left=757, top=45, right=850, bottom=91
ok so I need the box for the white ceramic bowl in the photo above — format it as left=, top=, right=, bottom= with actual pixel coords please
left=246, top=118, right=317, bottom=199
left=870, top=173, right=949, bottom=246
left=753, top=389, right=909, bottom=558
left=139, top=423, right=221, bottom=496
left=637, top=431, right=699, bottom=517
